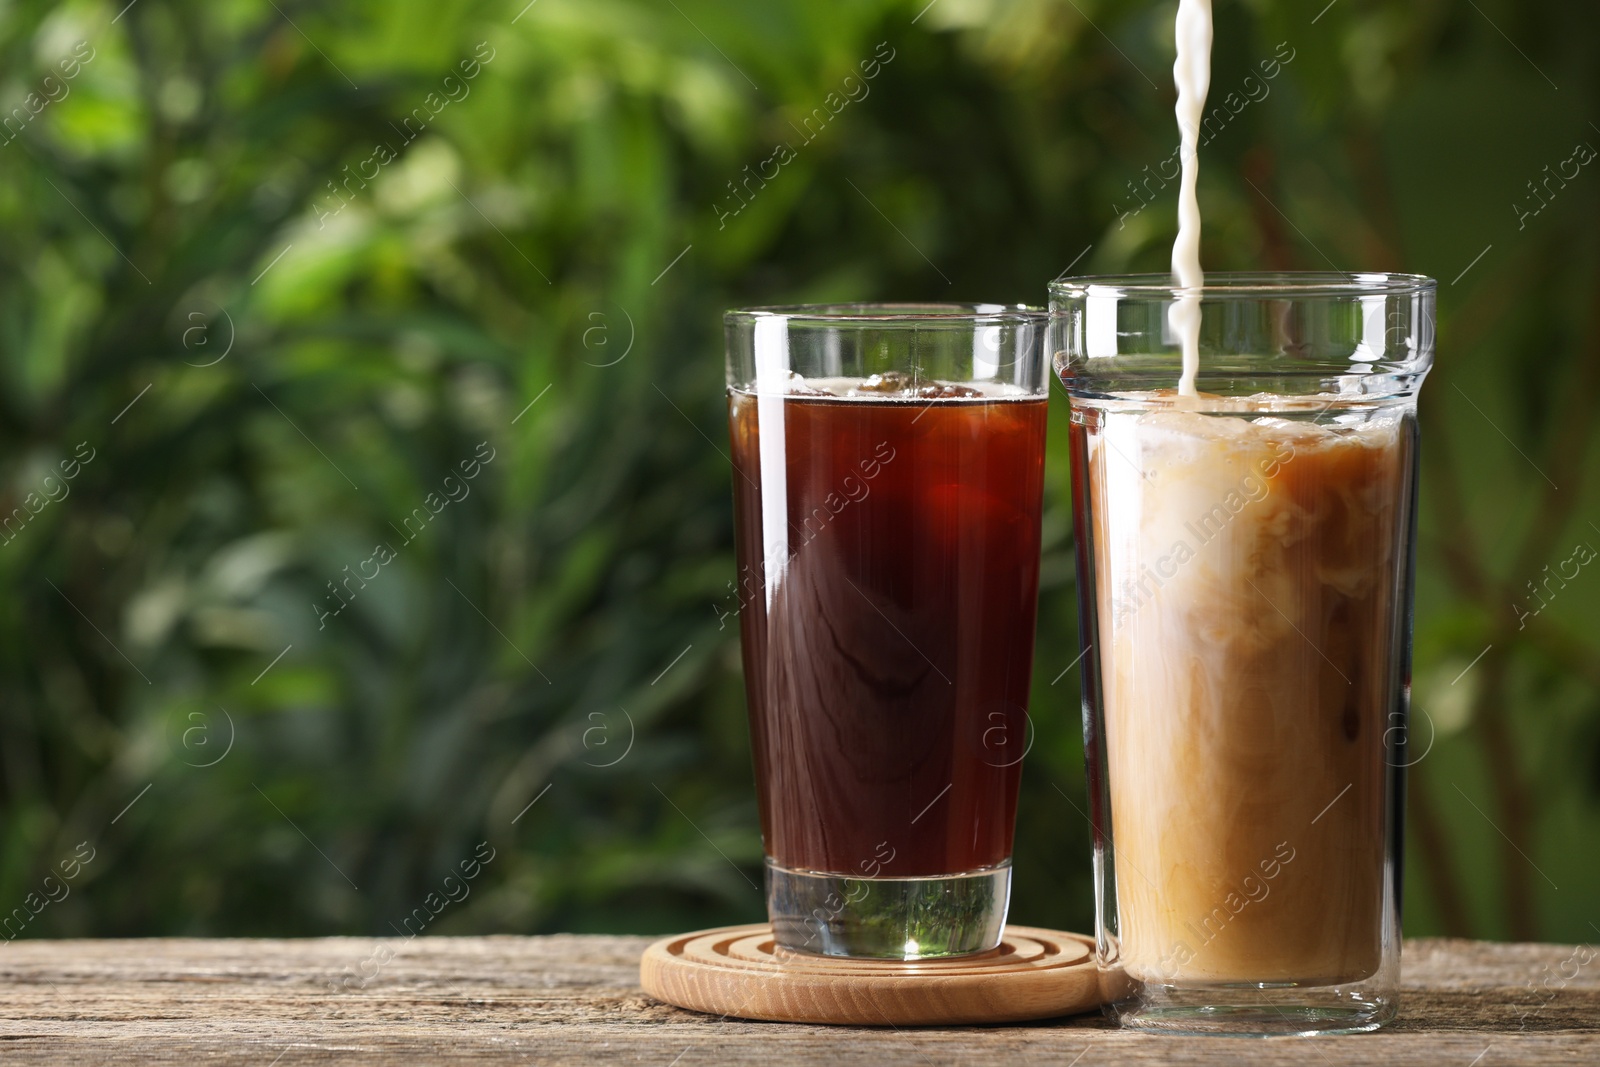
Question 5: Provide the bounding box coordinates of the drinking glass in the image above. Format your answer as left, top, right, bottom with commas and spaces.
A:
724, 304, 1049, 959
1049, 273, 1435, 1033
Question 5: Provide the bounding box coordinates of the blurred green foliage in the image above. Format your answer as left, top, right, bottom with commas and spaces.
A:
0, 0, 1596, 944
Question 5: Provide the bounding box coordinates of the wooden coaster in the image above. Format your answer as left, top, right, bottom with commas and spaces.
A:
640, 924, 1103, 1026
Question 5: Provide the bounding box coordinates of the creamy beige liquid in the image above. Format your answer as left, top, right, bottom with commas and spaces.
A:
1091, 404, 1407, 984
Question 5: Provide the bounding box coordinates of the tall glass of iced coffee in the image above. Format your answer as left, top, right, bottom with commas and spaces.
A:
726, 304, 1050, 959
1051, 273, 1435, 1034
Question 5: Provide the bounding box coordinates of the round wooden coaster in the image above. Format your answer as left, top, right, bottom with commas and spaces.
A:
640, 924, 1103, 1026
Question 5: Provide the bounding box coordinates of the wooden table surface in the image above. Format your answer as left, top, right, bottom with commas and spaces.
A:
0, 935, 1593, 1064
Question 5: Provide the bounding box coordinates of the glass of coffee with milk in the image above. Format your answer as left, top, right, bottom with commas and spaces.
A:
1051, 271, 1435, 1033
1048, 0, 1437, 1032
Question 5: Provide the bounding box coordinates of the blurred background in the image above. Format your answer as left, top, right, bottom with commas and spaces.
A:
0, 0, 1596, 946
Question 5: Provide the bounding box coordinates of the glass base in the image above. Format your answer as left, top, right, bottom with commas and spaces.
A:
766, 859, 1011, 960
1106, 978, 1398, 1036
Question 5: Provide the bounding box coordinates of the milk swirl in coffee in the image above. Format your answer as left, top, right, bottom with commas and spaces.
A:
1087, 402, 1407, 984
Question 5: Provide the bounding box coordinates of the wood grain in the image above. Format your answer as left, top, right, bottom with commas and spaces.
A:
640, 924, 1103, 1024
0, 936, 1592, 1064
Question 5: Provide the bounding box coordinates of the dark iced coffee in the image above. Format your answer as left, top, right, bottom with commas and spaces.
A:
730, 376, 1046, 881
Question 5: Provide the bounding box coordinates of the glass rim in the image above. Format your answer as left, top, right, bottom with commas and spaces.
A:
725, 302, 1047, 327
1049, 271, 1437, 301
